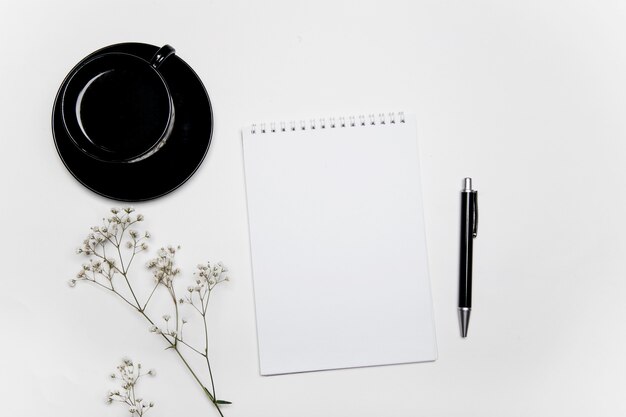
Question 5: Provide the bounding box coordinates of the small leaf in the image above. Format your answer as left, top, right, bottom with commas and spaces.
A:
216, 400, 232, 405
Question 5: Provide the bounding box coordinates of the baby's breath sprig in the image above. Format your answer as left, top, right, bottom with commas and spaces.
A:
70, 208, 230, 416
106, 359, 155, 416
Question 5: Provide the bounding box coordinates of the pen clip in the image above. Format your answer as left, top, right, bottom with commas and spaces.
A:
472, 191, 478, 238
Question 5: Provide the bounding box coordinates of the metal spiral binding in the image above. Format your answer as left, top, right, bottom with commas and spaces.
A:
250, 112, 404, 134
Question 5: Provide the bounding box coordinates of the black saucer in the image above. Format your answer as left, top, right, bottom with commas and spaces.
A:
52, 42, 213, 201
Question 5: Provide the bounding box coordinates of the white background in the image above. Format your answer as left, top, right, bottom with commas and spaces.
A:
1, 0, 625, 416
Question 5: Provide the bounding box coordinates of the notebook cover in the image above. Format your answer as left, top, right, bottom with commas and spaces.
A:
242, 113, 437, 375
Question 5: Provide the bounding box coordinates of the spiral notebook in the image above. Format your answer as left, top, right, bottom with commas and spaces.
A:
242, 112, 437, 375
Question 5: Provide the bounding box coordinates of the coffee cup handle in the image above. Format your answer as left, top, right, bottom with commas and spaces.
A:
150, 45, 176, 69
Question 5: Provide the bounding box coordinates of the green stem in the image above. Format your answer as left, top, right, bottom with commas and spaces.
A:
174, 337, 205, 356
202, 290, 217, 400
142, 283, 160, 311
136, 310, 224, 416
171, 345, 224, 417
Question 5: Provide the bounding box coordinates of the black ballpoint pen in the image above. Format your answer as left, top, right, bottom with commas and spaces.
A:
459, 177, 478, 338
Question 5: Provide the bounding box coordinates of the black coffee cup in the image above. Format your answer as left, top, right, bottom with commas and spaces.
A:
61, 45, 176, 162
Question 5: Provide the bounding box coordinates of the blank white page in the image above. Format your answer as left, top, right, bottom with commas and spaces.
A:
242, 114, 437, 375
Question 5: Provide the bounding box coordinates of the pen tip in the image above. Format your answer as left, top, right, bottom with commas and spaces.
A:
458, 308, 471, 338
